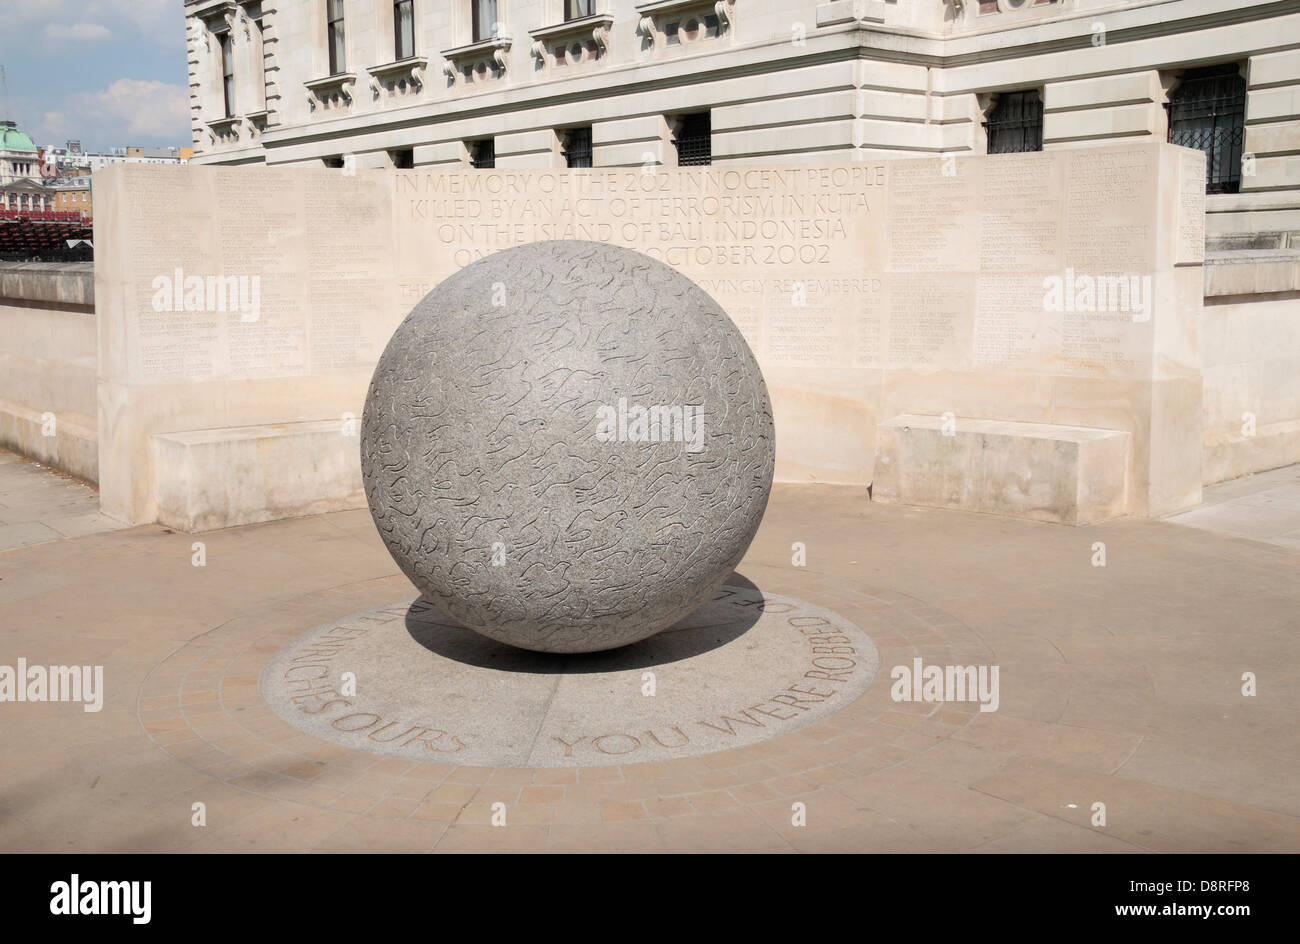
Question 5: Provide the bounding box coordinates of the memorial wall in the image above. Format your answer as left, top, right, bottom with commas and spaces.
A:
93, 143, 1206, 528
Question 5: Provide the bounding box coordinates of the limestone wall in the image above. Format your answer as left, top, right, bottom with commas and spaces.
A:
95, 143, 1210, 527
0, 263, 98, 483
1201, 250, 1300, 484
190, 1, 1300, 243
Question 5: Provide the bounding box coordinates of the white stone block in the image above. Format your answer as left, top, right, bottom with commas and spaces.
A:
152, 421, 365, 532
873, 414, 1131, 526
0, 399, 97, 484
1044, 72, 1162, 112
1249, 49, 1300, 88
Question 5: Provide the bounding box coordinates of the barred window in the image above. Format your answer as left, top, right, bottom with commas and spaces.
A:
674, 112, 711, 167
469, 138, 495, 168
1167, 64, 1246, 195
985, 90, 1043, 154
563, 127, 592, 168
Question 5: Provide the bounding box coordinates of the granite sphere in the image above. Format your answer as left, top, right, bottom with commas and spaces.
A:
360, 241, 774, 653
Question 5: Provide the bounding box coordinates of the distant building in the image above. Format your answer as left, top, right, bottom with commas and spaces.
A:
48, 179, 94, 221
0, 178, 53, 213
183, 0, 1300, 247
0, 120, 40, 186
49, 142, 191, 174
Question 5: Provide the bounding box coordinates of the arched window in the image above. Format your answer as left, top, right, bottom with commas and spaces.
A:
1167, 64, 1246, 194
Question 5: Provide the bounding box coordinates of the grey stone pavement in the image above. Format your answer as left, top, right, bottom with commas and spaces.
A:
1165, 463, 1300, 550
0, 450, 120, 551
0, 446, 1297, 852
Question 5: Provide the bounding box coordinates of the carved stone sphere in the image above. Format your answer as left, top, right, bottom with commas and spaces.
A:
361, 241, 774, 653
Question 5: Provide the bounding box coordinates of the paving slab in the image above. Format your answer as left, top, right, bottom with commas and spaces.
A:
0, 454, 1298, 852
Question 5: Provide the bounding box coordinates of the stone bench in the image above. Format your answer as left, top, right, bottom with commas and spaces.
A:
873, 414, 1131, 526
151, 421, 365, 532
0, 399, 97, 484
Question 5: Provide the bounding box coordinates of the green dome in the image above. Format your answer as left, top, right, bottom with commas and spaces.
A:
0, 121, 37, 153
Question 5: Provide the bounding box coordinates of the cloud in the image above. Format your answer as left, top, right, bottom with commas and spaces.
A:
44, 23, 113, 42
26, 80, 190, 149
77, 78, 190, 141
1, 1, 181, 48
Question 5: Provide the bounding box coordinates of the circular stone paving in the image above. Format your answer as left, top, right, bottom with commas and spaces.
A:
259, 585, 879, 767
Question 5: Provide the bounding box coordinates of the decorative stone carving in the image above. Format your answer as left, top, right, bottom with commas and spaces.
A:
206, 116, 242, 145
637, 14, 657, 46
635, 0, 734, 51
714, 0, 735, 30
441, 36, 513, 86
367, 58, 428, 101
360, 241, 775, 654
305, 73, 355, 111
528, 14, 615, 71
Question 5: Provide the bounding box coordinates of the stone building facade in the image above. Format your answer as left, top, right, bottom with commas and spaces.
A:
184, 0, 1299, 244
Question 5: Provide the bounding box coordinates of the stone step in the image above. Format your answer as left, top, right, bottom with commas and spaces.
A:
152, 420, 364, 532
873, 414, 1131, 526
0, 398, 97, 484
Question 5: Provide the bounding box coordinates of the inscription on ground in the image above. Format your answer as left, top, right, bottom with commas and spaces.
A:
259, 586, 879, 767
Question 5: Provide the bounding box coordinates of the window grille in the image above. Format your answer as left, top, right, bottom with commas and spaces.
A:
1167, 65, 1247, 194
674, 113, 711, 167
564, 127, 593, 168
985, 89, 1043, 154
470, 139, 495, 168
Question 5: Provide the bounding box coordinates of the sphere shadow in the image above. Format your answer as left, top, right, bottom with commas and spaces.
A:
403, 571, 764, 674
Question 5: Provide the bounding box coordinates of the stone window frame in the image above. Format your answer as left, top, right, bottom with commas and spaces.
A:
191, 1, 267, 141
307, 0, 357, 112
368, 0, 427, 102
240, 1, 268, 125
442, 1, 512, 85
195, 2, 243, 142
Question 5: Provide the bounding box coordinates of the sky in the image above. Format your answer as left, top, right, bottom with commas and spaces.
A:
0, 0, 190, 153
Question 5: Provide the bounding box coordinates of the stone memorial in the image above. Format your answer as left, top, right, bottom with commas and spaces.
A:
360, 241, 775, 653
91, 143, 1211, 531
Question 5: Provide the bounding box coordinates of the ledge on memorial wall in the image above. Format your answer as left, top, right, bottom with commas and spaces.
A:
1204, 249, 1300, 299
528, 14, 614, 75
441, 37, 512, 88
